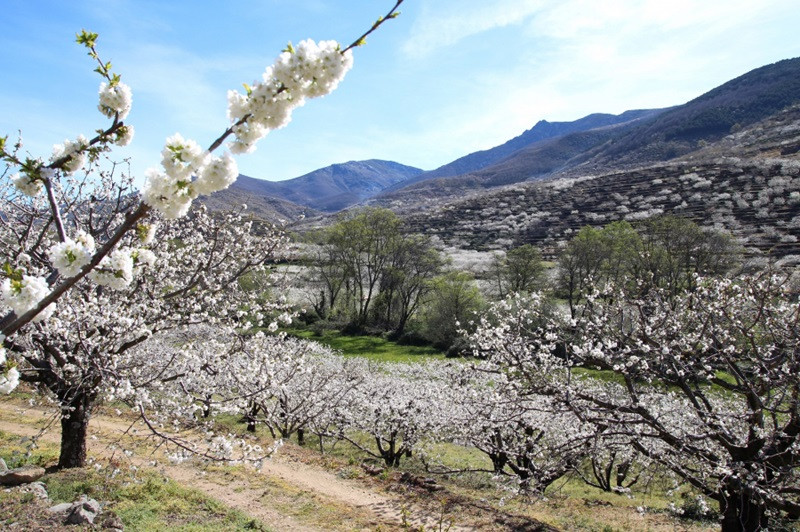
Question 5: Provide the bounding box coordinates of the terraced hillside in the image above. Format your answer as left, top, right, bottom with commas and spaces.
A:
404, 106, 800, 261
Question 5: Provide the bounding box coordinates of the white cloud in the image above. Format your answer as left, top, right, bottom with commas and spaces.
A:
402, 0, 544, 58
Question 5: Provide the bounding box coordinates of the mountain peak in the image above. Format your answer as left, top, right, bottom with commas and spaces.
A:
229, 160, 423, 213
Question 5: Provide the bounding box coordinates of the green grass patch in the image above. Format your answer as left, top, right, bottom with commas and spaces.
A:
0, 429, 59, 469
286, 329, 446, 363
44, 468, 269, 531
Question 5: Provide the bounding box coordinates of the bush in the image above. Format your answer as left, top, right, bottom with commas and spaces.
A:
392, 330, 431, 347
445, 337, 472, 358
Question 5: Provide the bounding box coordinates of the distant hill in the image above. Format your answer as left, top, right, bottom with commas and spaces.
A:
576, 56, 800, 169
201, 181, 318, 224
373, 118, 652, 207
229, 160, 423, 213
218, 55, 800, 255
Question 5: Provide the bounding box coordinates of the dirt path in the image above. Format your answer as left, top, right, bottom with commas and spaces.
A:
0, 400, 472, 531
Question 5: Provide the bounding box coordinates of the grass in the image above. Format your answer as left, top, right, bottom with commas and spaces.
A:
0, 429, 59, 469
291, 423, 704, 531
286, 328, 447, 363
46, 468, 270, 531
0, 428, 270, 531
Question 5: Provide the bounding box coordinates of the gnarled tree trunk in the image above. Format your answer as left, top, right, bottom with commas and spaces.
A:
719, 482, 767, 532
57, 389, 92, 469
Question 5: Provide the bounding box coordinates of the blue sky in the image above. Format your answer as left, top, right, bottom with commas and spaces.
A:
1, 0, 799, 184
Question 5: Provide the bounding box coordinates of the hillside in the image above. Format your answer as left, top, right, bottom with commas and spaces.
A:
373, 118, 648, 209
571, 56, 800, 170
201, 182, 318, 223
220, 56, 800, 255
402, 105, 800, 260
381, 109, 664, 193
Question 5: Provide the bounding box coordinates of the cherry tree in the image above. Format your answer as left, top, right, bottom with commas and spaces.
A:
1, 203, 287, 467
470, 277, 800, 531
339, 361, 454, 467
197, 333, 366, 446
574, 433, 654, 494
0, 1, 404, 468
449, 365, 592, 493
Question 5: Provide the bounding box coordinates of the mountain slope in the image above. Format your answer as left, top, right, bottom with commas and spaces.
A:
373, 57, 800, 211
201, 181, 318, 223
383, 109, 663, 194
374, 118, 648, 208
401, 105, 800, 259
581, 57, 800, 168
231, 160, 423, 213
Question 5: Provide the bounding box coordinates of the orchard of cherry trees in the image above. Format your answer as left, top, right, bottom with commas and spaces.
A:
1, 2, 799, 531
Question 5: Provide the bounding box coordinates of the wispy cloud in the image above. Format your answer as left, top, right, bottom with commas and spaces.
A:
386, 0, 800, 174
402, 0, 543, 58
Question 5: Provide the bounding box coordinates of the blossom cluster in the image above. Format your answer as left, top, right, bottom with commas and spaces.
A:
0, 366, 19, 395
49, 230, 96, 277
98, 81, 132, 120
11, 167, 58, 197
12, 172, 43, 196
228, 39, 353, 155
88, 248, 135, 289
51, 135, 89, 175
141, 39, 351, 219
142, 134, 238, 218
1, 274, 54, 322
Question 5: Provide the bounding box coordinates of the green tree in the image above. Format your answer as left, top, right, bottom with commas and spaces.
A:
557, 226, 609, 318
490, 244, 547, 297
556, 216, 740, 317
375, 235, 444, 335
630, 215, 740, 298
423, 271, 484, 353
309, 207, 442, 333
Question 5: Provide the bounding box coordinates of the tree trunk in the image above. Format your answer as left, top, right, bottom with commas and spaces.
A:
720, 487, 767, 532
244, 402, 259, 433
58, 391, 92, 469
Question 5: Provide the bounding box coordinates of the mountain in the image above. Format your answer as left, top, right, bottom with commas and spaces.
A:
229, 160, 423, 213
372, 117, 653, 209
218, 55, 800, 256
201, 182, 318, 224
381, 109, 664, 195
375, 57, 800, 209
579, 57, 800, 168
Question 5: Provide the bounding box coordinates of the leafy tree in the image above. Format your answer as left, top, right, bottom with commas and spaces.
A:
375, 235, 444, 335
556, 225, 613, 317
630, 215, 740, 297
489, 244, 547, 297
309, 207, 442, 333
557, 217, 740, 317
422, 271, 484, 352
